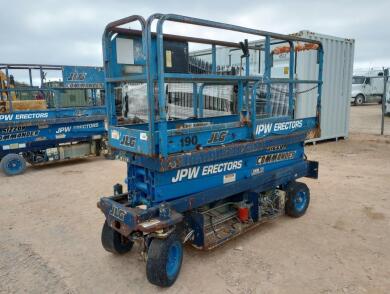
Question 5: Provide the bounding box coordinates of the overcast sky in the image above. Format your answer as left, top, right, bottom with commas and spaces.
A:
0, 0, 389, 71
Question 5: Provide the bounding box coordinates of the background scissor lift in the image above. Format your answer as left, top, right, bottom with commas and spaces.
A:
0, 64, 108, 175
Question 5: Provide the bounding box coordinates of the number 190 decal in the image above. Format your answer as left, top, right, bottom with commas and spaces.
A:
180, 135, 198, 147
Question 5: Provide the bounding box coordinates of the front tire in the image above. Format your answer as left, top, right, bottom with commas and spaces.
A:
285, 182, 310, 218
1, 153, 27, 176
354, 94, 364, 106
101, 221, 133, 254
146, 233, 183, 287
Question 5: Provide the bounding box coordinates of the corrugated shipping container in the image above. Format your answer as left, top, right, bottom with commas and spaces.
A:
293, 31, 355, 142
190, 31, 355, 142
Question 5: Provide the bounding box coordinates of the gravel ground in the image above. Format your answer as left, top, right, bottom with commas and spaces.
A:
349, 104, 390, 135
0, 105, 389, 294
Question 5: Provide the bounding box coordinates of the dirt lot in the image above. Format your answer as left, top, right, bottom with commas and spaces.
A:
1, 105, 389, 294
349, 104, 390, 135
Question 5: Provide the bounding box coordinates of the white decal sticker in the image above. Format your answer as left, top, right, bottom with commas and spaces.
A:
256, 120, 303, 136
171, 160, 243, 183
140, 132, 148, 141
251, 167, 264, 176
0, 112, 49, 122
56, 126, 72, 134
73, 122, 99, 130
223, 173, 236, 184
139, 219, 161, 228
111, 130, 120, 140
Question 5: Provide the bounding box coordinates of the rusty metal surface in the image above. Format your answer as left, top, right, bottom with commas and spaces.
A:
306, 126, 321, 140
99, 196, 183, 236
159, 131, 308, 171
122, 131, 308, 172
197, 213, 284, 251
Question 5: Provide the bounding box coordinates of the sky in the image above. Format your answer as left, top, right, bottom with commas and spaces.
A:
0, 0, 389, 72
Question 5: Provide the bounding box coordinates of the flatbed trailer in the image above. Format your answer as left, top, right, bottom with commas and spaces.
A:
98, 14, 323, 287
0, 64, 107, 175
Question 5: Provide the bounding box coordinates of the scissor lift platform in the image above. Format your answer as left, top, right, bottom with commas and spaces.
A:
98, 13, 323, 287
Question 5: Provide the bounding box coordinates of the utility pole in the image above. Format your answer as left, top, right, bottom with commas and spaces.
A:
381, 68, 388, 135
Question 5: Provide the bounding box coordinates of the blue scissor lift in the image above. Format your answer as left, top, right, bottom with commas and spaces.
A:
98, 14, 323, 287
0, 64, 107, 175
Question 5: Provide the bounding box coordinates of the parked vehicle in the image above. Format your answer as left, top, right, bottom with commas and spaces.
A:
98, 14, 323, 287
351, 70, 384, 105
0, 64, 107, 176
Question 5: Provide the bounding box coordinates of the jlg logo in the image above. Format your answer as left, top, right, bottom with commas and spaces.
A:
207, 131, 228, 144
109, 206, 126, 221
120, 135, 136, 148
67, 72, 86, 81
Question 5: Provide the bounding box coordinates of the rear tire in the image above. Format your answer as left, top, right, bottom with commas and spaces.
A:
285, 182, 310, 218
1, 153, 27, 176
146, 233, 183, 287
354, 94, 364, 106
101, 221, 133, 254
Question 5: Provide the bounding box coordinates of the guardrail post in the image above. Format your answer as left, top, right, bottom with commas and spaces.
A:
316, 47, 324, 126
288, 41, 295, 117
381, 68, 388, 135
264, 36, 271, 116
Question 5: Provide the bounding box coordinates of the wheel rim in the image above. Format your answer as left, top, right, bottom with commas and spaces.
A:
357, 97, 363, 104
294, 191, 308, 212
166, 241, 182, 279
7, 158, 22, 172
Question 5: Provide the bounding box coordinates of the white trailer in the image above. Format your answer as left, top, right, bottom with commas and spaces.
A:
190, 31, 355, 142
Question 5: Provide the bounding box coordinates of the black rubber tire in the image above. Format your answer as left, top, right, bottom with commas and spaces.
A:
101, 221, 133, 254
354, 94, 364, 106
146, 233, 183, 287
285, 182, 310, 218
104, 152, 116, 160
1, 153, 27, 176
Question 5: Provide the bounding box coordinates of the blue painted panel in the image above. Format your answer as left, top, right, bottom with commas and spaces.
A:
169, 160, 312, 213
0, 107, 106, 125
62, 66, 105, 88
127, 142, 303, 203
108, 117, 316, 156
0, 107, 106, 157
254, 117, 316, 138
108, 126, 150, 155
167, 117, 316, 154
0, 120, 105, 156
122, 131, 306, 172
